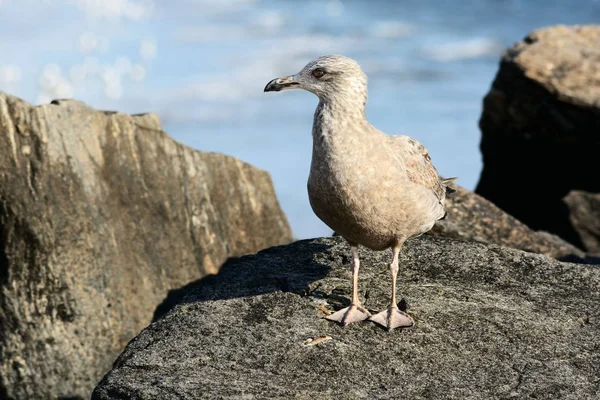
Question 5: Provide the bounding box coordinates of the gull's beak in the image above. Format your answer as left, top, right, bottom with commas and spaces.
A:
264, 75, 299, 92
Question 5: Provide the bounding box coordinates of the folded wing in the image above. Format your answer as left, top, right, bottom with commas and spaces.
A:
387, 135, 455, 208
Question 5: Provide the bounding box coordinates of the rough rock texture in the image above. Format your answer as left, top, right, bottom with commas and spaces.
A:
93, 236, 600, 400
564, 190, 600, 254
476, 25, 600, 250
429, 185, 585, 261
0, 92, 293, 399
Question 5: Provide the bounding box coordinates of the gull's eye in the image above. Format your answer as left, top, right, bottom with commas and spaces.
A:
312, 68, 325, 79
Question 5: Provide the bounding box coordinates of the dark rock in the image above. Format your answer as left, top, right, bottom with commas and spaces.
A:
0, 92, 293, 399
476, 25, 600, 249
564, 190, 600, 254
430, 186, 585, 261
93, 236, 600, 400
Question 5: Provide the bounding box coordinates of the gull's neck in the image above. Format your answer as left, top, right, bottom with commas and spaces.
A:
312, 92, 369, 146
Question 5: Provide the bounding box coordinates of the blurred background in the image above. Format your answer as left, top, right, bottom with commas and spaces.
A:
1, 0, 599, 239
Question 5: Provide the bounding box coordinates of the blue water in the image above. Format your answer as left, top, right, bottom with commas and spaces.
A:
1, 0, 599, 238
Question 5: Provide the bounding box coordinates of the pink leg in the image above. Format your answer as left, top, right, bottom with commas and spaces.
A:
326, 246, 371, 326
369, 246, 414, 330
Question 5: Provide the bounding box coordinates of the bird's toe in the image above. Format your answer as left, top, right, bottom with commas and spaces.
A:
369, 306, 414, 330
325, 304, 371, 326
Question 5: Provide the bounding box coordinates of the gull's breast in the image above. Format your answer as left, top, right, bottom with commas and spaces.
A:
307, 153, 407, 249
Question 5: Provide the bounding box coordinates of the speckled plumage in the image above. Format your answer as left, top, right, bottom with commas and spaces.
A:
304, 56, 449, 250
265, 55, 454, 329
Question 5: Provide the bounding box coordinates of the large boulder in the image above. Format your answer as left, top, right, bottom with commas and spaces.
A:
0, 92, 293, 399
476, 25, 600, 250
93, 236, 600, 400
430, 186, 585, 261
564, 190, 600, 255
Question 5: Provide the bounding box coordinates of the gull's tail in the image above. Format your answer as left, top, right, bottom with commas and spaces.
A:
442, 177, 458, 195
438, 177, 458, 220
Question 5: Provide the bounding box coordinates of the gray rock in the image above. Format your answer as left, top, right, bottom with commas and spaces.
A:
476, 25, 600, 249
93, 236, 600, 400
0, 92, 293, 399
564, 190, 600, 254
430, 185, 585, 261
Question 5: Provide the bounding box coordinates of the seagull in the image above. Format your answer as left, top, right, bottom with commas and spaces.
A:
264, 55, 455, 330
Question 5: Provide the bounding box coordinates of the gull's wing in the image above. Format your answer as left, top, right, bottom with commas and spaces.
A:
387, 135, 454, 204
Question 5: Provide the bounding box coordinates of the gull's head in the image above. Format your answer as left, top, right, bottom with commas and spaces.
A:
264, 55, 367, 101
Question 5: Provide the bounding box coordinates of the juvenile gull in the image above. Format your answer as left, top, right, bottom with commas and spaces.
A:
264, 55, 455, 330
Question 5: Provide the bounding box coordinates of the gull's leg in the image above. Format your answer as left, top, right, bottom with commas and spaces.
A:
326, 245, 371, 326
369, 245, 414, 330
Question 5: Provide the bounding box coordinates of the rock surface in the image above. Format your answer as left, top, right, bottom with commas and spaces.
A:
430, 185, 585, 261
93, 236, 600, 400
564, 190, 600, 255
476, 25, 600, 250
0, 92, 293, 399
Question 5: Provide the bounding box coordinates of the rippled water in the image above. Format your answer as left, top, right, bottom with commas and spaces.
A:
1, 0, 599, 238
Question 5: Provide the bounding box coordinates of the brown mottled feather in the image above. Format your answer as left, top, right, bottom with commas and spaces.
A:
275, 55, 459, 250
387, 135, 448, 203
